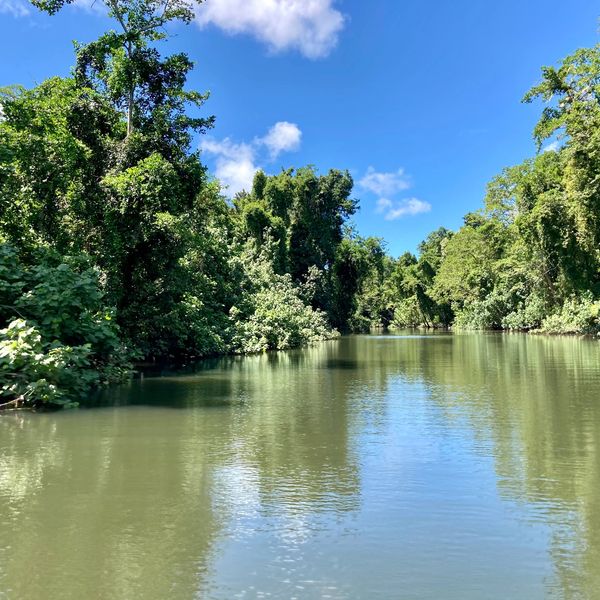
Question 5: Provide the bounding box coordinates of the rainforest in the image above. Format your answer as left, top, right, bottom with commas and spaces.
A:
1, 1, 600, 409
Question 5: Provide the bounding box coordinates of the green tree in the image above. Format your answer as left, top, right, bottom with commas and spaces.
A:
19, 0, 218, 357
32, 0, 210, 138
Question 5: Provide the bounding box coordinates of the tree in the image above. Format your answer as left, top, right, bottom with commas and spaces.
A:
32, 0, 211, 138
330, 235, 387, 331
20, 0, 219, 357
231, 167, 359, 327
523, 45, 600, 291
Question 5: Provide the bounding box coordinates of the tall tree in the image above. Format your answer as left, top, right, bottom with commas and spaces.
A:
31, 0, 211, 138
20, 0, 216, 355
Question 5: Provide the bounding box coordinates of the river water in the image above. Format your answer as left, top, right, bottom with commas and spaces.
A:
1, 333, 599, 599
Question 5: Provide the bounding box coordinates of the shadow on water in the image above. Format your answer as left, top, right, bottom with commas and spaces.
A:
90, 375, 239, 409
90, 340, 347, 409
324, 358, 360, 370
0, 337, 362, 599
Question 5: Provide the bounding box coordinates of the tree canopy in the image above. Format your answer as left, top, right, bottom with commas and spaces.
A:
2, 6, 600, 409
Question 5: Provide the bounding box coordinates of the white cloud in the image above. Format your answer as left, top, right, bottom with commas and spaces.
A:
201, 137, 257, 197
201, 121, 302, 197
378, 197, 431, 221
259, 121, 301, 158
359, 166, 411, 197
362, 165, 431, 220
376, 198, 392, 212
5, 0, 345, 58
0, 0, 29, 16
542, 140, 560, 153
194, 0, 345, 58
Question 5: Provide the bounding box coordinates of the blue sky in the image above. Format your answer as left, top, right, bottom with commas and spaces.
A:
1, 0, 598, 255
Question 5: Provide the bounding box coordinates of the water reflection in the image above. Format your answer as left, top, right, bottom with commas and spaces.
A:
0, 333, 599, 598
0, 341, 362, 599
413, 333, 600, 599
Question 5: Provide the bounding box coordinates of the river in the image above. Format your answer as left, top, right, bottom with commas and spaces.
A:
1, 333, 599, 599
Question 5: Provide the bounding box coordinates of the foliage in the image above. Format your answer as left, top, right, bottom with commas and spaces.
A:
228, 251, 336, 353
383, 229, 454, 330
1, 0, 361, 410
330, 234, 390, 331
391, 297, 423, 328
1, 320, 97, 408
501, 293, 547, 331
538, 293, 600, 335
32, 0, 210, 138
381, 44, 600, 336
0, 244, 129, 409
4, 8, 600, 409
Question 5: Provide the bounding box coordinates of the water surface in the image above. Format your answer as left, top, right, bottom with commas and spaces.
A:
1, 333, 600, 599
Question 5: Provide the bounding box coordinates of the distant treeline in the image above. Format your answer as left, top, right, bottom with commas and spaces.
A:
1, 0, 599, 408
379, 46, 600, 336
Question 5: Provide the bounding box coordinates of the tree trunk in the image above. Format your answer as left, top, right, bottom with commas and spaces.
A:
127, 85, 134, 136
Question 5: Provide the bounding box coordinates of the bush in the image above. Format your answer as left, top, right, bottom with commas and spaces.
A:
0, 320, 98, 408
537, 293, 600, 335
391, 297, 423, 328
158, 293, 229, 358
452, 291, 505, 330
228, 254, 336, 353
502, 293, 547, 331
0, 244, 130, 409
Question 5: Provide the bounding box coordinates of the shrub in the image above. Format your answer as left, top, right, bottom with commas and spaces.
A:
452, 291, 505, 330
391, 297, 423, 328
228, 254, 336, 353
0, 243, 130, 409
0, 320, 98, 408
502, 293, 547, 331
538, 293, 600, 335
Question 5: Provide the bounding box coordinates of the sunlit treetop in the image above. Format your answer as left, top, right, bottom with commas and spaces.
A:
30, 0, 212, 138
31, 0, 198, 37
523, 45, 600, 147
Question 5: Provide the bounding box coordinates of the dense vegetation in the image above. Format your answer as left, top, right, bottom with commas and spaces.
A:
1, 0, 600, 408
0, 0, 383, 408
379, 46, 600, 335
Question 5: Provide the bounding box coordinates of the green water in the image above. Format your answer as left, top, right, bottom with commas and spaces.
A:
1, 333, 600, 599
